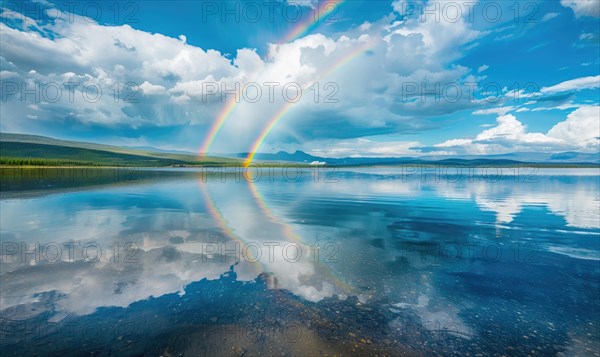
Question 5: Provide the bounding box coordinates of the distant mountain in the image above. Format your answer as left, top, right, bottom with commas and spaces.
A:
233, 150, 326, 163
234, 150, 600, 166
547, 152, 600, 162
2, 133, 598, 167
418, 152, 600, 163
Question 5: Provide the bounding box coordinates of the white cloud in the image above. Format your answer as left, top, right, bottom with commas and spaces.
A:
476, 114, 559, 144
473, 106, 514, 115
433, 106, 600, 154
385, 1, 482, 70
0, 70, 19, 79
0, 0, 519, 154
542, 12, 560, 21
359, 21, 372, 31
540, 75, 600, 93
560, 0, 600, 17
286, 0, 317, 8
139, 81, 166, 95
435, 138, 472, 148
0, 16, 244, 130
531, 103, 580, 111
547, 106, 600, 151
477, 64, 489, 73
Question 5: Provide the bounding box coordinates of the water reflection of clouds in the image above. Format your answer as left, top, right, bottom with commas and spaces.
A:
1, 249, 235, 316
1, 170, 598, 337
0, 178, 347, 318
431, 179, 600, 229
303, 171, 600, 230
203, 179, 345, 302
259, 171, 600, 340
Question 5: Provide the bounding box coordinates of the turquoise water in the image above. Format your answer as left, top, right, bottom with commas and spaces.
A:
1, 168, 599, 356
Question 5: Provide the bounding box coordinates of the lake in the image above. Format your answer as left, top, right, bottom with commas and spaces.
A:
1, 167, 599, 356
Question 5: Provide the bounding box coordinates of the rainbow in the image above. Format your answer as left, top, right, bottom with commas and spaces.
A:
247, 179, 302, 242
199, 0, 346, 158
243, 38, 376, 166
246, 180, 354, 293
199, 175, 354, 294
284, 0, 345, 43
199, 96, 240, 157
197, 179, 265, 275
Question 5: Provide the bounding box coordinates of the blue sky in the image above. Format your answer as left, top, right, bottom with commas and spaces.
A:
1, 0, 599, 157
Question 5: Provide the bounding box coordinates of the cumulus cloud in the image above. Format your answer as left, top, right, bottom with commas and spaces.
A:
560, 0, 600, 17
430, 106, 600, 154
139, 81, 166, 95
0, 0, 491, 153
0, 12, 245, 134
547, 106, 600, 151
3, 0, 593, 156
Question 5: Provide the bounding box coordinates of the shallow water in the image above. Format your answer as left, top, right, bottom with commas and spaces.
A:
1, 167, 599, 356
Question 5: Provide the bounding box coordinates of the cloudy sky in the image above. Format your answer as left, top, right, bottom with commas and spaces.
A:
1, 0, 599, 157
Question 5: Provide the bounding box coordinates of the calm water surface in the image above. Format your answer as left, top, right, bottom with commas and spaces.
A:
1, 167, 599, 356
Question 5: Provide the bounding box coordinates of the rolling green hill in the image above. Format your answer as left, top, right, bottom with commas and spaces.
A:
0, 133, 240, 166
